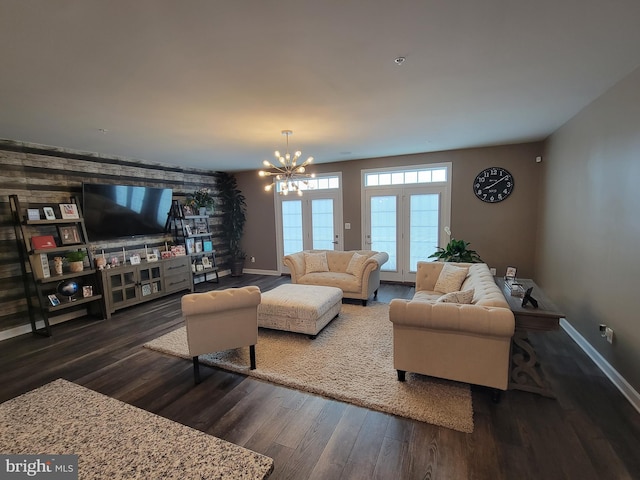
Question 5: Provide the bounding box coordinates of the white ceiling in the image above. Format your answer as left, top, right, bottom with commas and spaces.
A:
2, 1, 640, 172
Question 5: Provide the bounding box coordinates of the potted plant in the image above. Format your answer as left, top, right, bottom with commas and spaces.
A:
428, 227, 483, 263
66, 250, 87, 272
214, 171, 247, 276
186, 187, 215, 216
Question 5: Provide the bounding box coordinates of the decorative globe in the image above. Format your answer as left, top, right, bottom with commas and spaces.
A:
57, 280, 79, 301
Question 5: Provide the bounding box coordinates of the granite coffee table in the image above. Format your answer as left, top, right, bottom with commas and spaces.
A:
258, 284, 342, 338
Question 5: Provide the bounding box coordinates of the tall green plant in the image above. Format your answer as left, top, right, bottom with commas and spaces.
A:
214, 171, 247, 260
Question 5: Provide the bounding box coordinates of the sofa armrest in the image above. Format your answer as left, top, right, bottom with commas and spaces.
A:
283, 252, 306, 283
389, 298, 514, 338
366, 251, 389, 270
356, 251, 389, 294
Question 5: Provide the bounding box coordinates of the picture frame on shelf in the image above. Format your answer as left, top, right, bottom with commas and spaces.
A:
57, 225, 81, 245
31, 235, 57, 250
146, 253, 158, 262
203, 240, 213, 252
27, 208, 41, 221
82, 285, 93, 298
129, 254, 141, 265
195, 240, 202, 253
59, 203, 79, 219
505, 266, 517, 280
202, 256, 211, 268
161, 251, 173, 259
141, 284, 152, 297
194, 218, 207, 233
182, 205, 194, 217
185, 238, 195, 254
43, 206, 56, 220
184, 224, 192, 236
48, 294, 60, 307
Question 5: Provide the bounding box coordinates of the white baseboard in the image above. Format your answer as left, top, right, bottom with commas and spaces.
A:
242, 268, 280, 276
560, 318, 640, 414
0, 310, 86, 341
193, 267, 281, 279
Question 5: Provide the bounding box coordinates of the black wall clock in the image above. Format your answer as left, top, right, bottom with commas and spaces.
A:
473, 167, 514, 203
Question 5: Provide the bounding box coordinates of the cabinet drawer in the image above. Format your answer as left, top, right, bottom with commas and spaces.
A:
165, 271, 191, 293
162, 256, 191, 293
162, 256, 190, 275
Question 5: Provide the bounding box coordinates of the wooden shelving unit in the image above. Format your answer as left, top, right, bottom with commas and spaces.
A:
9, 195, 106, 336
172, 200, 219, 287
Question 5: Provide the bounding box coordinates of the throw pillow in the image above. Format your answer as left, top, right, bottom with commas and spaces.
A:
433, 263, 468, 293
346, 252, 368, 276
304, 252, 329, 274
436, 289, 475, 304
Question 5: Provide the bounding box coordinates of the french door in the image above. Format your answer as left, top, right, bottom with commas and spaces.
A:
276, 189, 343, 271
364, 185, 450, 282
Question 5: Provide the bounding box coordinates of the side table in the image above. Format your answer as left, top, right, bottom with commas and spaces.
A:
495, 277, 564, 398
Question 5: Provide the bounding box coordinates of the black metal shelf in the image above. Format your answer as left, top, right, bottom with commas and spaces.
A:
9, 195, 107, 336
171, 200, 219, 285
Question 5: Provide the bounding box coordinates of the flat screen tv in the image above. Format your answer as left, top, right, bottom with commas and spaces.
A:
83, 183, 173, 241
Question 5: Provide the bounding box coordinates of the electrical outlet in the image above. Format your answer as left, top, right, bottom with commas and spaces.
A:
605, 327, 614, 344
250, 256, 255, 263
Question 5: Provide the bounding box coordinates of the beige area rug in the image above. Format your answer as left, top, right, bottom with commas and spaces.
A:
0, 379, 273, 479
144, 302, 474, 433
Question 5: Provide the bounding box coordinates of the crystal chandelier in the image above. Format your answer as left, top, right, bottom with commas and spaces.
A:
259, 130, 315, 196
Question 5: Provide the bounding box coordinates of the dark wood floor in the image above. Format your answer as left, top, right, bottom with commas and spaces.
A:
1, 275, 639, 480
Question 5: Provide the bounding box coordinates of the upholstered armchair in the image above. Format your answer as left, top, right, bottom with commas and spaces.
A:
181, 286, 261, 384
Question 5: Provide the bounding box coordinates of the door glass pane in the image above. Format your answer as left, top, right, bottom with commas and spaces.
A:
311, 199, 334, 250
282, 200, 303, 255
370, 196, 397, 271
409, 194, 439, 272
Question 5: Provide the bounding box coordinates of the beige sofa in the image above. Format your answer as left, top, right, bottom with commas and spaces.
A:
389, 262, 515, 393
283, 250, 389, 305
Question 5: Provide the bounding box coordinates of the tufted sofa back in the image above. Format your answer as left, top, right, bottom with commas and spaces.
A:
415, 261, 509, 308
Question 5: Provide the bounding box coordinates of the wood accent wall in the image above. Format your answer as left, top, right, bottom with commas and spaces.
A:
0, 140, 224, 336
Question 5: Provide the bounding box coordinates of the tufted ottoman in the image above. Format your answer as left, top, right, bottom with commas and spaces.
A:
258, 284, 343, 338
